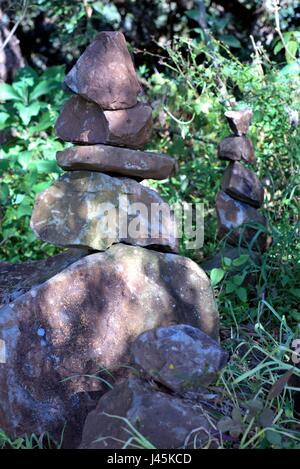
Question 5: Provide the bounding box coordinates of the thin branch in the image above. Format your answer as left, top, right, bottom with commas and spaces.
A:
0, 0, 28, 53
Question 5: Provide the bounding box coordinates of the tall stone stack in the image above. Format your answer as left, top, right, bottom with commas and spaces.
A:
30, 31, 178, 253
0, 32, 222, 445
216, 109, 271, 252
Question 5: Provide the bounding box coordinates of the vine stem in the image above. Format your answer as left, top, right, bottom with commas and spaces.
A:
273, 0, 296, 62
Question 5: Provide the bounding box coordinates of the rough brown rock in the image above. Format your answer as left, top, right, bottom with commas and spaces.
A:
0, 249, 90, 308
131, 325, 228, 395
221, 161, 264, 207
79, 377, 218, 449
64, 31, 141, 109
224, 109, 252, 136
55, 96, 152, 149
30, 171, 178, 252
218, 136, 255, 163
0, 244, 219, 441
56, 144, 176, 180
216, 191, 270, 251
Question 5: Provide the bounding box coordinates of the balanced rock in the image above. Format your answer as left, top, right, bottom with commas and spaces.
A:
221, 161, 264, 207
216, 191, 270, 251
30, 171, 178, 252
224, 109, 252, 136
0, 249, 90, 308
57, 144, 176, 180
218, 136, 255, 163
64, 31, 141, 109
0, 244, 219, 440
55, 96, 152, 149
131, 324, 228, 395
79, 377, 218, 449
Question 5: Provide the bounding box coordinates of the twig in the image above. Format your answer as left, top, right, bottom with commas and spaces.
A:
273, 0, 296, 62
0, 0, 28, 53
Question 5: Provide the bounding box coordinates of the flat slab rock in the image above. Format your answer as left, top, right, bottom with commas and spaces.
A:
218, 135, 255, 163
131, 325, 228, 396
64, 31, 141, 110
0, 249, 89, 308
79, 377, 218, 449
0, 243, 219, 441
216, 190, 270, 251
56, 144, 176, 180
55, 96, 152, 149
224, 109, 252, 136
30, 171, 178, 252
221, 161, 264, 207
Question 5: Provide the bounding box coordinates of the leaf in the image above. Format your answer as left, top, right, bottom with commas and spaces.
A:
219, 35, 241, 48
16, 203, 32, 218
30, 160, 59, 174
15, 102, 41, 125
232, 254, 249, 267
217, 416, 233, 433
290, 288, 300, 299
279, 60, 300, 77
32, 181, 51, 194
285, 40, 298, 64
0, 183, 9, 203
266, 430, 282, 447
0, 112, 10, 126
0, 83, 22, 101
223, 256, 232, 267
236, 287, 247, 303
185, 9, 200, 21
259, 408, 275, 427
28, 111, 53, 134
30, 80, 56, 101
225, 281, 236, 294
210, 268, 225, 286
17, 151, 33, 170
233, 274, 245, 286
273, 41, 284, 55
267, 369, 294, 400
0, 159, 9, 171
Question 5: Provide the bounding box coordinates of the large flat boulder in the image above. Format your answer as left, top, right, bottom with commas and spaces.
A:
55, 96, 152, 149
30, 171, 178, 252
64, 31, 141, 110
79, 377, 218, 449
0, 249, 89, 308
56, 144, 176, 180
0, 244, 218, 442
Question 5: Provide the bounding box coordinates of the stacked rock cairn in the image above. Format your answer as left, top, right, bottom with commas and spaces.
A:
216, 109, 271, 252
30, 31, 178, 253
0, 32, 230, 447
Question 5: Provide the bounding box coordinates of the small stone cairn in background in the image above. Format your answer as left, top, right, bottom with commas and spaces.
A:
216, 109, 271, 252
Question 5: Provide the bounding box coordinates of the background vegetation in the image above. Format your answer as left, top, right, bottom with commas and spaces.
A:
0, 0, 299, 449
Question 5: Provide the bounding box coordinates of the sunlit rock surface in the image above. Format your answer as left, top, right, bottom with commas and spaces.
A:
55, 96, 152, 149
64, 31, 141, 109
0, 244, 219, 442
56, 144, 176, 180
30, 171, 178, 252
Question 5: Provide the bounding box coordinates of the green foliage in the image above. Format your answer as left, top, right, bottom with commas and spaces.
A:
0, 6, 299, 448
0, 65, 67, 261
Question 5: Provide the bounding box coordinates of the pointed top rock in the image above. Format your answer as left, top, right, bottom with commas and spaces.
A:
224, 108, 253, 136
64, 31, 141, 110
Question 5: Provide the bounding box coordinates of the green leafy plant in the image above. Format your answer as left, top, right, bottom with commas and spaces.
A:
0, 65, 68, 261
